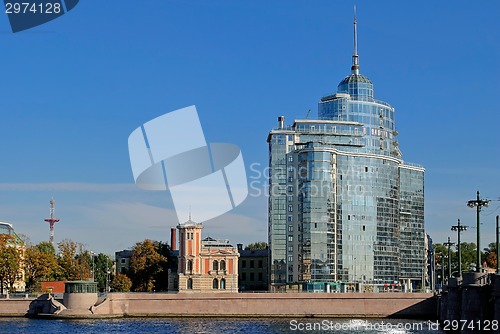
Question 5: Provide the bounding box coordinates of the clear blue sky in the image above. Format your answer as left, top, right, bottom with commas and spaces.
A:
0, 1, 499, 256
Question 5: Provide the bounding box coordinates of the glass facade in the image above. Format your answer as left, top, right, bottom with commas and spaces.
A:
267, 35, 425, 291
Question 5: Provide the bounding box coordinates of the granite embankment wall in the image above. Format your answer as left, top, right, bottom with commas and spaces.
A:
92, 292, 437, 318
0, 299, 31, 316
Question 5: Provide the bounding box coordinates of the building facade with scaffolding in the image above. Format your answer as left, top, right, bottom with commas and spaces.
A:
267, 13, 425, 292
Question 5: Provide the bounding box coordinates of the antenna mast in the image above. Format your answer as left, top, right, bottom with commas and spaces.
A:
44, 198, 60, 245
351, 4, 360, 74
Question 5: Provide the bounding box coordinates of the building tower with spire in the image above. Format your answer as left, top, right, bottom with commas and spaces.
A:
267, 9, 425, 292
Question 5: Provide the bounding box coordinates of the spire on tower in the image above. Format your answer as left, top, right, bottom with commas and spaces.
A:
351, 4, 360, 74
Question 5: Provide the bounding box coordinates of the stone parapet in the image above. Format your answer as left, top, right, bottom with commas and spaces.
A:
92, 292, 437, 318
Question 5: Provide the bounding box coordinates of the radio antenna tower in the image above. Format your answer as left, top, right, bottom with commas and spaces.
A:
44, 198, 60, 245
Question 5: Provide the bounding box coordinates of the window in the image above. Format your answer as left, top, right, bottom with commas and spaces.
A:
289, 275, 293, 282
242, 272, 246, 281
258, 273, 263, 281
250, 260, 254, 269
187, 278, 193, 289
288, 205, 293, 212
220, 260, 226, 271
120, 258, 126, 264
213, 278, 218, 289
288, 236, 293, 242
288, 186, 293, 192
287, 216, 293, 222
258, 260, 263, 268
288, 156, 293, 162
242, 260, 246, 268
187, 260, 193, 272
288, 225, 293, 232
213, 260, 219, 271
250, 273, 255, 281
220, 278, 226, 290
288, 256, 293, 262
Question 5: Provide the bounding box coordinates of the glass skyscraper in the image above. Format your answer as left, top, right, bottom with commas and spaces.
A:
267, 15, 425, 292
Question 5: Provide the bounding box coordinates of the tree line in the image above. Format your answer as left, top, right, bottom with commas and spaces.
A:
433, 241, 498, 277
0, 236, 176, 294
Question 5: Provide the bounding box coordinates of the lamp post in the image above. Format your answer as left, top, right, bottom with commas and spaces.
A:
90, 251, 95, 282
451, 219, 468, 277
496, 215, 499, 274
106, 265, 110, 293
467, 191, 489, 272
437, 253, 445, 287
443, 237, 455, 281
440, 254, 445, 286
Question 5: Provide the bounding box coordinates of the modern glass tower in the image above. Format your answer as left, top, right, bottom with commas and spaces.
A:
267, 13, 425, 292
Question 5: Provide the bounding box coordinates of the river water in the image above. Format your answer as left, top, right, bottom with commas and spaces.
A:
0, 318, 444, 333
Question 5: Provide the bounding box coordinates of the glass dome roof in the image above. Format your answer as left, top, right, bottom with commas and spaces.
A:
338, 73, 372, 86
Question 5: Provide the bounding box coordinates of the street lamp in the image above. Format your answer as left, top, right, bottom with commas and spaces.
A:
443, 237, 455, 281
496, 215, 499, 274
90, 251, 95, 282
467, 191, 489, 272
451, 219, 468, 277
106, 265, 110, 293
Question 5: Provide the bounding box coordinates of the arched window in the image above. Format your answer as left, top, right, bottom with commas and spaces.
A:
187, 278, 193, 290
213, 260, 219, 271
213, 278, 218, 289
220, 260, 226, 271
220, 278, 226, 290
187, 260, 193, 273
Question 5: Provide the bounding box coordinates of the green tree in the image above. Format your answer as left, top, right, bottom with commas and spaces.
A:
24, 241, 58, 292
459, 242, 478, 272
153, 241, 176, 291
129, 239, 167, 292
0, 235, 23, 293
244, 242, 268, 250
110, 273, 132, 292
93, 253, 113, 292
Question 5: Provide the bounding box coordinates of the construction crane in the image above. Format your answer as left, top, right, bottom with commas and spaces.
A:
44, 198, 60, 245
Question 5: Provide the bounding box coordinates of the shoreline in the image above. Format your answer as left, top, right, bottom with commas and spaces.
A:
1, 292, 438, 319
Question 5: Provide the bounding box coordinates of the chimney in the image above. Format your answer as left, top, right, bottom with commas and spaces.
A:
170, 227, 177, 251
237, 243, 243, 252
278, 116, 284, 129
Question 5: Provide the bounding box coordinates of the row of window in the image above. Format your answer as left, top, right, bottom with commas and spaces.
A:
186, 259, 227, 272
240, 272, 263, 281
241, 259, 263, 269
186, 278, 227, 290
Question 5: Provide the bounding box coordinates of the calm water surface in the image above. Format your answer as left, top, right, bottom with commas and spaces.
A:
0, 318, 444, 334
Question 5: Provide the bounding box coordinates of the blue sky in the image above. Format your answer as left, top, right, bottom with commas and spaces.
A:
0, 1, 499, 256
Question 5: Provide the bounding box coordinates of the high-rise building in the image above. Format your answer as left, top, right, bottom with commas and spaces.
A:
267, 13, 425, 292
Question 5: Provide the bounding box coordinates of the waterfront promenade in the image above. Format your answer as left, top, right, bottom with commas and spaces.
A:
93, 292, 436, 318
0, 292, 437, 319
